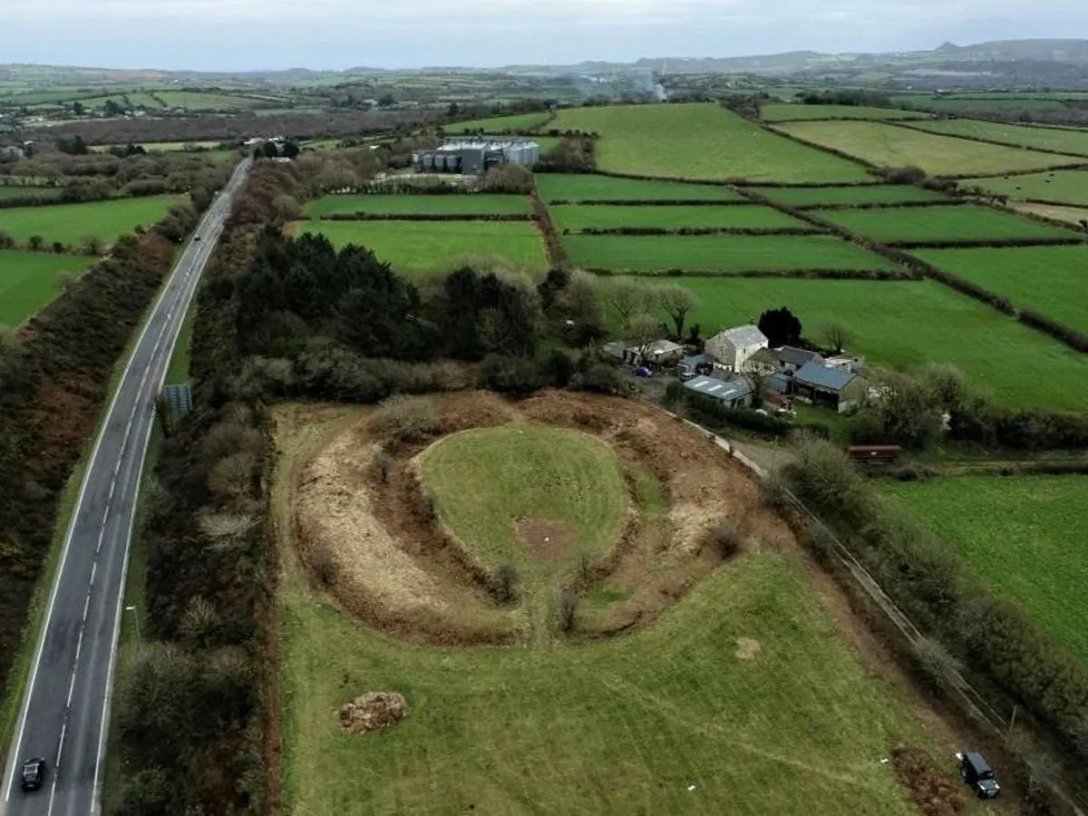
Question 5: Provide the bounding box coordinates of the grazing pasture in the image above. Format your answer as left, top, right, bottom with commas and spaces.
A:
817, 203, 1081, 244
885, 476, 1088, 661
905, 119, 1088, 157
550, 204, 810, 232
548, 103, 872, 183
891, 96, 1070, 114
773, 120, 1084, 176
535, 173, 742, 202
603, 275, 1088, 410
913, 245, 1088, 333
760, 104, 928, 122
305, 193, 531, 218
962, 170, 1088, 206
298, 220, 549, 278
1010, 202, 1088, 227
748, 184, 947, 207
0, 194, 182, 247
445, 112, 551, 133
565, 234, 897, 273
0, 250, 98, 325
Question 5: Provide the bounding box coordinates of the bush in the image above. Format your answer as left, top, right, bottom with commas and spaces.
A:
703, 520, 744, 559
491, 564, 520, 604
371, 395, 443, 443
573, 362, 624, 395
481, 354, 546, 396
557, 590, 578, 633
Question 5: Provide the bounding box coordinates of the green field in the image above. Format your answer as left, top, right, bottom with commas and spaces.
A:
963, 170, 1088, 206
0, 250, 98, 325
551, 204, 810, 232
298, 220, 548, 278
153, 90, 262, 110
0, 195, 182, 247
422, 425, 628, 571
885, 476, 1088, 661
817, 203, 1081, 244
549, 103, 872, 183
306, 194, 531, 218
280, 533, 941, 815
446, 112, 551, 133
1012, 202, 1088, 226
774, 120, 1084, 176
892, 96, 1069, 114
0, 187, 58, 201
760, 104, 928, 122
604, 276, 1088, 410
905, 119, 1088, 157
749, 184, 948, 207
536, 173, 742, 202
565, 234, 898, 273
913, 245, 1088, 333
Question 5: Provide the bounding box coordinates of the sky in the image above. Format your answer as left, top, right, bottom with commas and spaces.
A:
1, 0, 1085, 71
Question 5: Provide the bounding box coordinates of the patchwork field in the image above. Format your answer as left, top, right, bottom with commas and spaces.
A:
273, 396, 971, 816
603, 276, 1088, 410
905, 119, 1088, 157
0, 249, 98, 325
913, 245, 1088, 333
446, 112, 551, 133
963, 170, 1088, 206
760, 104, 928, 122
773, 120, 1084, 176
549, 103, 872, 183
891, 96, 1070, 114
305, 193, 532, 218
816, 203, 1081, 245
1010, 202, 1088, 227
297, 220, 549, 278
0, 194, 182, 246
536, 173, 742, 202
885, 476, 1088, 661
749, 184, 947, 208
565, 234, 898, 273
550, 204, 810, 232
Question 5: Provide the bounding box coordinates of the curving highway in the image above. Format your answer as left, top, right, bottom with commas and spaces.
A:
1, 158, 251, 816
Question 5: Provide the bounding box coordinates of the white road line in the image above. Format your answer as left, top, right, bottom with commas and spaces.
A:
54, 723, 66, 771
82, 593, 91, 621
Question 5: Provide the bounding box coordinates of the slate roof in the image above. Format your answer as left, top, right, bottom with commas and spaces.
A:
794, 360, 857, 392
679, 353, 714, 369
683, 375, 752, 403
776, 346, 822, 368
711, 324, 768, 348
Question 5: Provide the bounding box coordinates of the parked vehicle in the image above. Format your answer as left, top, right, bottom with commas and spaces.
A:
20, 757, 46, 792
633, 366, 653, 378
960, 751, 1000, 799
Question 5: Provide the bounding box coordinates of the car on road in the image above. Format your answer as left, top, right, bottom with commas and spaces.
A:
960, 751, 1000, 798
193, 234, 202, 241
20, 757, 46, 792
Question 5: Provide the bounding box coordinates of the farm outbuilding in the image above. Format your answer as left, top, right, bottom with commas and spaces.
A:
793, 361, 867, 414
682, 375, 753, 409
705, 325, 769, 372
413, 139, 540, 175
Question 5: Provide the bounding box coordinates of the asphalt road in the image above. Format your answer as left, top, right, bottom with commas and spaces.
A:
1, 158, 251, 816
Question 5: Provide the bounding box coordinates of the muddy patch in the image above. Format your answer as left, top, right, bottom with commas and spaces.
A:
891, 745, 968, 816
734, 637, 762, 662
339, 691, 409, 735
516, 518, 575, 561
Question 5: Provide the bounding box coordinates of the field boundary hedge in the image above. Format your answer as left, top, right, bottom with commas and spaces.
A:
546, 198, 753, 206
565, 226, 824, 237
529, 176, 569, 270
799, 199, 964, 212
885, 120, 1088, 160
315, 212, 532, 222
890, 236, 1086, 250
1018, 310, 1088, 353
586, 267, 911, 280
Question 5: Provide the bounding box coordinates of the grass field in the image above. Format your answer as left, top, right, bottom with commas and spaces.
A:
297, 220, 549, 278
913, 245, 1088, 333
773, 120, 1084, 176
748, 184, 948, 207
905, 119, 1088, 157
535, 174, 742, 202
963, 170, 1088, 206
422, 425, 628, 572
305, 193, 531, 218
1010, 202, 1088, 226
0, 195, 181, 246
154, 90, 261, 110
885, 476, 1088, 661
0, 250, 98, 325
550, 204, 810, 232
604, 276, 1088, 410
0, 186, 58, 200
549, 103, 872, 183
445, 112, 551, 133
565, 234, 898, 273
817, 203, 1081, 244
891, 96, 1069, 114
760, 104, 928, 122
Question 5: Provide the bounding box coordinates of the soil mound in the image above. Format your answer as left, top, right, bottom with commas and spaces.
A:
339, 691, 409, 735
734, 637, 762, 661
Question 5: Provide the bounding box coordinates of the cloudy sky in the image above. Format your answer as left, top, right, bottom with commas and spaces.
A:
2, 0, 1084, 70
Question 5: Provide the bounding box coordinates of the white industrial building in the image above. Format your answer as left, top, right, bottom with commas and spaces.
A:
413, 138, 540, 175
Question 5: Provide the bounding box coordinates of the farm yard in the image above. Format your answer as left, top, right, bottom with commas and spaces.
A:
815, 203, 1083, 245
0, 249, 98, 324
296, 219, 549, 278
884, 476, 1088, 662
772, 120, 1085, 176
272, 395, 981, 816
0, 194, 183, 247
550, 203, 810, 232
548, 103, 873, 183
963, 170, 1088, 206
913, 245, 1088, 333
305, 193, 532, 218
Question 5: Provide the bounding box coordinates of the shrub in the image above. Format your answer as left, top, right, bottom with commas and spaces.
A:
573, 362, 624, 395
703, 520, 744, 559
491, 563, 520, 604
557, 590, 578, 633
481, 354, 546, 396
371, 395, 442, 443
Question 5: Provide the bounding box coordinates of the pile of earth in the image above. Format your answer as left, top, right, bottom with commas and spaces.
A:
338, 691, 409, 735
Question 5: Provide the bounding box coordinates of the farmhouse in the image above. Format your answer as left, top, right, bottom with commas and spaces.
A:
793, 361, 867, 414
705, 325, 769, 372
413, 138, 540, 175
683, 375, 753, 409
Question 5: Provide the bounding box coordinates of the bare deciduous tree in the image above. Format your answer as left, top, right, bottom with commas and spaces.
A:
823, 323, 850, 353
602, 278, 650, 331
656, 284, 697, 339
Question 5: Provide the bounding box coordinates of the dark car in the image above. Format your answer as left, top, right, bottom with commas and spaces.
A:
960, 751, 1000, 799
20, 757, 46, 792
